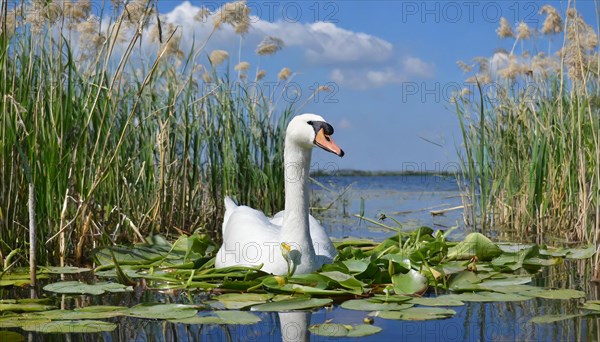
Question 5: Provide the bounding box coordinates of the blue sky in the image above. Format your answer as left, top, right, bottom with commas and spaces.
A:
154, 1, 598, 171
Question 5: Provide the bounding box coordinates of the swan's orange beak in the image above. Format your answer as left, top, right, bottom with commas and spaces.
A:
315, 129, 345, 157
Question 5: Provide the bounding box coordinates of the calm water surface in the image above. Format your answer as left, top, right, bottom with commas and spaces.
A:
310, 175, 464, 240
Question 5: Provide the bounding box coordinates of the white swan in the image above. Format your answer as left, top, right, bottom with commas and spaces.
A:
215, 114, 344, 275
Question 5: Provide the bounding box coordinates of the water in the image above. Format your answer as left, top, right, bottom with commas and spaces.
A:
310, 175, 464, 241
5, 175, 599, 341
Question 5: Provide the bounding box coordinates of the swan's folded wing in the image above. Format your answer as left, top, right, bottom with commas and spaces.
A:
221, 196, 239, 235
216, 206, 287, 274
308, 214, 338, 260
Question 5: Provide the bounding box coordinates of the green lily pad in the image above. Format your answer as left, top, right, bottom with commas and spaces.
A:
496, 243, 535, 253
0, 331, 24, 342
261, 276, 348, 296
39, 266, 92, 274
170, 311, 261, 325
43, 281, 133, 295
309, 323, 348, 337
21, 320, 117, 333
523, 257, 561, 266
409, 296, 465, 307
76, 305, 129, 312
539, 248, 568, 257
346, 324, 383, 337
309, 323, 382, 337
392, 269, 428, 295
530, 314, 583, 324
373, 307, 456, 321
565, 246, 596, 259
371, 295, 412, 303
342, 259, 371, 275
319, 271, 364, 294
479, 276, 532, 288
446, 292, 532, 302
448, 271, 482, 292
251, 298, 332, 312
289, 274, 332, 289
126, 303, 200, 319
0, 273, 49, 287
340, 299, 412, 311
94, 245, 169, 266
442, 261, 469, 275
580, 301, 600, 311
28, 306, 127, 320
524, 289, 586, 300
214, 293, 274, 310
380, 254, 411, 272
0, 303, 56, 312
482, 284, 540, 293
95, 268, 146, 278
447, 233, 502, 261
0, 316, 50, 328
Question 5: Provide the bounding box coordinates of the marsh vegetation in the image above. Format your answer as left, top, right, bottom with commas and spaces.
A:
1, 1, 600, 341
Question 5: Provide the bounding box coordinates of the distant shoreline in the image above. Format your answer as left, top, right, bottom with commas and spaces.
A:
310, 169, 460, 177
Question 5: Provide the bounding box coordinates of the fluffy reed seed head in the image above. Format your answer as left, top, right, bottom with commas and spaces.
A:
25, 0, 60, 34
64, 0, 92, 22
277, 67, 291, 81
516, 22, 531, 40
465, 73, 491, 85
457, 60, 473, 73
161, 23, 185, 59
472, 56, 490, 74
194, 8, 211, 22
1, 9, 19, 38
497, 17, 514, 38
213, 1, 251, 35
203, 71, 213, 83
316, 85, 332, 93
531, 52, 560, 78
234, 61, 250, 71
209, 50, 229, 66
124, 0, 153, 26
540, 5, 563, 35
256, 70, 267, 81
77, 16, 106, 61
149, 19, 184, 59
256, 36, 284, 56
565, 8, 598, 81
498, 55, 528, 81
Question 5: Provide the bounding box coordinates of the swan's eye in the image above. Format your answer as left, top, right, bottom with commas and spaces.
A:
307, 121, 313, 125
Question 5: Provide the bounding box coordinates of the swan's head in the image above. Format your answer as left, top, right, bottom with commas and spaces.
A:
287, 114, 344, 157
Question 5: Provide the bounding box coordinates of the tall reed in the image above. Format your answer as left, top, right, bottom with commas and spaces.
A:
455, 5, 600, 261
0, 0, 294, 266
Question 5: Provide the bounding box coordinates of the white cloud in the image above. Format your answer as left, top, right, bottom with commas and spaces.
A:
160, 2, 393, 66
331, 67, 404, 90
264, 21, 394, 65
403, 57, 435, 78
330, 56, 434, 90
119, 2, 433, 91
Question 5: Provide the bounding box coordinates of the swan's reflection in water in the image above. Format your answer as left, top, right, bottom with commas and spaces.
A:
278, 312, 311, 342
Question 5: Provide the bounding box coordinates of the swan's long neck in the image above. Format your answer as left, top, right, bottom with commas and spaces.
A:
281, 138, 315, 258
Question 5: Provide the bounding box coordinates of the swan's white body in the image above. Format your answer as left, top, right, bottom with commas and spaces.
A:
215, 114, 342, 275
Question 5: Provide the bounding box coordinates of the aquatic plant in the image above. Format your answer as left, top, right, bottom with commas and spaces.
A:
0, 0, 295, 266
0, 226, 595, 339
454, 5, 600, 276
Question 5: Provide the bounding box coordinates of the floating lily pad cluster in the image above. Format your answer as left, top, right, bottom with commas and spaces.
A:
0, 229, 596, 337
